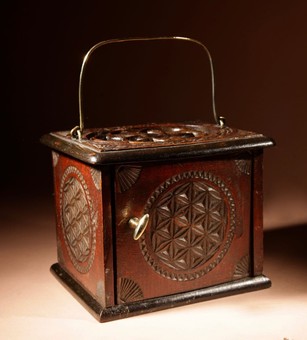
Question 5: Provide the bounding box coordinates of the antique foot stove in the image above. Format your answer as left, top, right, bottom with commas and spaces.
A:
41, 37, 275, 322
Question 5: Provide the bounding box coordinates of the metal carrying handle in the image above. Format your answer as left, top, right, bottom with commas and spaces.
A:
71, 36, 226, 140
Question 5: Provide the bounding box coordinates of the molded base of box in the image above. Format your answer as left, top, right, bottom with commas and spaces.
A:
51, 263, 271, 323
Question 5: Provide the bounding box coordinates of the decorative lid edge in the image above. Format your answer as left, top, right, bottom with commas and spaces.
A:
41, 132, 275, 165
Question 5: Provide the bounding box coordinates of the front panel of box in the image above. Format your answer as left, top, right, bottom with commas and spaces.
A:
115, 155, 252, 303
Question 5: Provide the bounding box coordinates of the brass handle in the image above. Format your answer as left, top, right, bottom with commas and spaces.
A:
71, 36, 225, 139
129, 214, 149, 240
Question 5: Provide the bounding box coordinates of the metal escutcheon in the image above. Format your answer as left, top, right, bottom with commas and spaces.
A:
129, 214, 149, 240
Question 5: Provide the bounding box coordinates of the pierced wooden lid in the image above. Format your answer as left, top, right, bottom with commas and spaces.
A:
41, 122, 275, 165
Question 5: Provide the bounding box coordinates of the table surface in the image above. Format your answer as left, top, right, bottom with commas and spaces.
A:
1, 195, 306, 340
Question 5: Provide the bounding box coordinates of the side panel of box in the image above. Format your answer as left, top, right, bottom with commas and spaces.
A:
252, 151, 265, 276
51, 152, 114, 307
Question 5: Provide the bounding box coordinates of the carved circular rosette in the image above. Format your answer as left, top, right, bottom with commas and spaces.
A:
139, 171, 236, 281
60, 166, 97, 274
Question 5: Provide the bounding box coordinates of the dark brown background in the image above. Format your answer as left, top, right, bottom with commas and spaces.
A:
3, 0, 307, 228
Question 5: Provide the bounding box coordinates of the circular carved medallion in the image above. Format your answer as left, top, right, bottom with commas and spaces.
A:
60, 166, 97, 273
139, 171, 236, 281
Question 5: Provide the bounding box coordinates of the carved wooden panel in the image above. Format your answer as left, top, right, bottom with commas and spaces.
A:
115, 157, 251, 301
60, 166, 97, 273
140, 171, 235, 281
53, 155, 115, 307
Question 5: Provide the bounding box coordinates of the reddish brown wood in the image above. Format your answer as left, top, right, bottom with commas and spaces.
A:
42, 122, 274, 322
115, 156, 252, 302
40, 122, 274, 165
252, 151, 265, 276
52, 153, 113, 308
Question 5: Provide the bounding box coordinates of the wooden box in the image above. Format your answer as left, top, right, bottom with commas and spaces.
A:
41, 37, 275, 322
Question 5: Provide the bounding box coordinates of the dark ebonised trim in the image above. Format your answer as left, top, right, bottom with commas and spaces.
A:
51, 263, 271, 323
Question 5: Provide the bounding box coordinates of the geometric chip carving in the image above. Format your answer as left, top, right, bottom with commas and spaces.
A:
84, 123, 237, 152
118, 278, 144, 304
52, 151, 59, 167
140, 171, 236, 281
235, 159, 251, 175
90, 167, 101, 191
233, 255, 250, 279
60, 166, 97, 273
116, 165, 142, 193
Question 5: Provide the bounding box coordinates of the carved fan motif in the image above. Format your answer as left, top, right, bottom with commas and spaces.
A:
116, 165, 142, 192
235, 159, 251, 175
233, 255, 250, 279
90, 167, 101, 191
52, 151, 59, 167
118, 278, 143, 304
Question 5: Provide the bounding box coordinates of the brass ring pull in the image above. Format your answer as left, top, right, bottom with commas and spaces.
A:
128, 214, 149, 240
